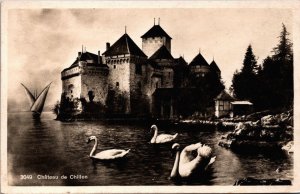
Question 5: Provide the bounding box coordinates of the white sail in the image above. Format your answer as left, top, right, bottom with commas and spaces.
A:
21, 83, 36, 107
30, 83, 52, 114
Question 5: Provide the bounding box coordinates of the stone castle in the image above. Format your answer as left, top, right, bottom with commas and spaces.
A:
61, 20, 222, 119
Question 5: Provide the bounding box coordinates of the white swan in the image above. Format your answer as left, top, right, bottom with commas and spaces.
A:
150, 125, 178, 144
170, 143, 216, 178
87, 136, 130, 160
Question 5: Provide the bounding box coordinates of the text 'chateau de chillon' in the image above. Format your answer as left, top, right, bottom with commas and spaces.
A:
60, 20, 225, 119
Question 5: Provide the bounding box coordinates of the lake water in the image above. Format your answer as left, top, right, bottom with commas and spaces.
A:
7, 112, 293, 186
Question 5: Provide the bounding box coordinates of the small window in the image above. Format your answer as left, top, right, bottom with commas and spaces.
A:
219, 101, 224, 110
68, 84, 74, 90
71, 90, 73, 93
116, 82, 119, 87
169, 72, 171, 78
114, 65, 116, 69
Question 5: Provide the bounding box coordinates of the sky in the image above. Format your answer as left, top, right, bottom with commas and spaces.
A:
7, 8, 293, 111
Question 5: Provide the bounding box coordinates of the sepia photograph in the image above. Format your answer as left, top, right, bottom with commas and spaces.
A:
1, 1, 299, 193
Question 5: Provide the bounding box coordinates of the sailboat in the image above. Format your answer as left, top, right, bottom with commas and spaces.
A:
21, 82, 52, 118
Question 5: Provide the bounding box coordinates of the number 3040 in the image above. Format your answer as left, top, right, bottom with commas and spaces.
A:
20, 175, 32, 179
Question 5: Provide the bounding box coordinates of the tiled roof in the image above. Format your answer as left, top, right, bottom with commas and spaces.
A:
62, 51, 107, 72
214, 90, 235, 101
149, 45, 173, 60
70, 51, 100, 66
210, 60, 221, 72
189, 53, 209, 67
103, 33, 147, 57
141, 25, 172, 39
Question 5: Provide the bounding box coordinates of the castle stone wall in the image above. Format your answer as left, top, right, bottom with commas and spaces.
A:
129, 62, 151, 116
62, 74, 82, 101
190, 65, 211, 76
142, 37, 171, 57
106, 57, 131, 114
161, 68, 174, 88
81, 67, 108, 105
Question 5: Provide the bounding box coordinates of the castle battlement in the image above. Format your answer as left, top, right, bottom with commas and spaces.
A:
61, 66, 81, 80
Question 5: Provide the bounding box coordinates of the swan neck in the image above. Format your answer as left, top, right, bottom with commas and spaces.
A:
151, 128, 158, 143
90, 138, 97, 157
170, 151, 180, 178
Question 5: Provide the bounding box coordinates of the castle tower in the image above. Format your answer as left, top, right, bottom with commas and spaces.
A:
189, 52, 210, 78
61, 48, 109, 112
141, 19, 172, 58
149, 45, 175, 88
210, 59, 221, 78
103, 32, 147, 114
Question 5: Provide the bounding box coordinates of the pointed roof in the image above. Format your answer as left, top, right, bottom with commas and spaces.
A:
214, 90, 235, 101
175, 56, 188, 66
103, 33, 147, 57
210, 60, 221, 72
149, 45, 173, 60
141, 25, 172, 39
189, 53, 209, 67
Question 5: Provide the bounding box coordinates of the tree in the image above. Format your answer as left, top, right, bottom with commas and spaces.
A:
242, 45, 258, 75
258, 24, 293, 110
273, 24, 293, 109
232, 45, 258, 101
272, 24, 293, 62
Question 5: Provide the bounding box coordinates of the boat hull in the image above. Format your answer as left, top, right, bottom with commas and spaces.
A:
32, 111, 41, 119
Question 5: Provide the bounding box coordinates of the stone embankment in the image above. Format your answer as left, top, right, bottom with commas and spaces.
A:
218, 110, 293, 153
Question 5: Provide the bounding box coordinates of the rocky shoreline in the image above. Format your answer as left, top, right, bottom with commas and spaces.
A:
218, 110, 293, 154
177, 109, 293, 154
56, 109, 294, 155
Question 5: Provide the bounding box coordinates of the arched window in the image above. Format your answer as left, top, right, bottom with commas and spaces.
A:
88, 90, 95, 102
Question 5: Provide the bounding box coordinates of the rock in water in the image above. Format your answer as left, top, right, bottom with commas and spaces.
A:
282, 141, 294, 153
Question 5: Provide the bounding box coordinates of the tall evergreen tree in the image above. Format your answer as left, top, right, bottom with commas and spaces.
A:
241, 45, 258, 75
272, 24, 293, 62
258, 24, 293, 110
231, 45, 258, 101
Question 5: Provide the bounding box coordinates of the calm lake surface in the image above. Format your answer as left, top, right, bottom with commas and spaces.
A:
8, 112, 293, 186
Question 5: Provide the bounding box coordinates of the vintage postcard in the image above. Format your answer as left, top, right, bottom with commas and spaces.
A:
1, 0, 300, 193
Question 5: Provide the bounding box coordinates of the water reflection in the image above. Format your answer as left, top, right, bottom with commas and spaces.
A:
8, 112, 293, 186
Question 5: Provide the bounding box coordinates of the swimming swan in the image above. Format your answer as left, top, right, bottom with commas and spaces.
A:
170, 143, 216, 178
87, 136, 130, 160
150, 125, 178, 144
